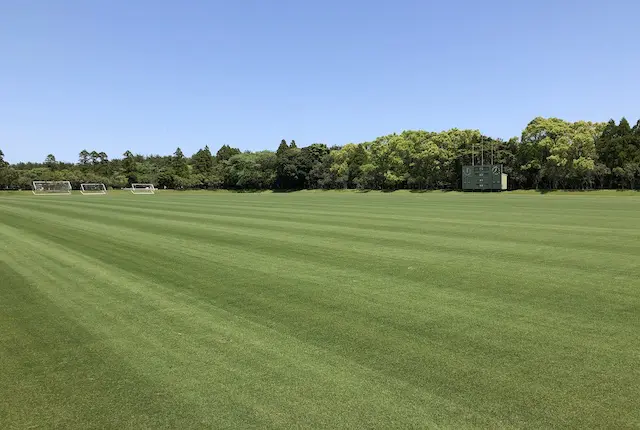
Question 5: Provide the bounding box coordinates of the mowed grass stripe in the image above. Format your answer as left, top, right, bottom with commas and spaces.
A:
4, 198, 638, 307
1, 192, 639, 428
0, 224, 479, 429
4, 200, 627, 351
0, 248, 233, 428
11, 192, 640, 238
0, 220, 608, 428
3, 198, 637, 336
2, 197, 636, 344
2, 202, 636, 362
9, 194, 640, 266
6, 197, 640, 286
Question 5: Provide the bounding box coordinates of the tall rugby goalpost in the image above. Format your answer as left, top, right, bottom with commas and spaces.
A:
32, 181, 72, 195
80, 183, 107, 195
131, 183, 156, 195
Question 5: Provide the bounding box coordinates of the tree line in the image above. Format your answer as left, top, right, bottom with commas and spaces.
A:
1, 117, 639, 191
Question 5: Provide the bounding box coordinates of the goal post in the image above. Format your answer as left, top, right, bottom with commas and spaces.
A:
131, 183, 156, 195
32, 181, 72, 195
80, 183, 107, 195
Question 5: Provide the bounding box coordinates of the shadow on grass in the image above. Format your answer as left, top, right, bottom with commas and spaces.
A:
271, 189, 301, 193
203, 188, 297, 193
512, 188, 639, 195
409, 189, 456, 194
537, 188, 595, 194
173, 188, 639, 195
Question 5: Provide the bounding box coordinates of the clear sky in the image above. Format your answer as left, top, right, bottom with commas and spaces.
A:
1, 0, 639, 163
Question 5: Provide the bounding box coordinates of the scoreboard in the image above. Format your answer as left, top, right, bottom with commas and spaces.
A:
462, 164, 508, 191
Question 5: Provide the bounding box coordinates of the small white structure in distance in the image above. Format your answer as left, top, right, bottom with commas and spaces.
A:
131, 183, 156, 195
32, 181, 72, 195
80, 183, 107, 195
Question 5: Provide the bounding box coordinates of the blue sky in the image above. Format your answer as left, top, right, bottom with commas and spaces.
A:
1, 0, 639, 163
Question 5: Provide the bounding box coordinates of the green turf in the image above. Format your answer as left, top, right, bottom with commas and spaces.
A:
1, 190, 639, 428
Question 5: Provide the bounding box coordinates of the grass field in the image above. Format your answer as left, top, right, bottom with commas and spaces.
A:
1, 190, 639, 429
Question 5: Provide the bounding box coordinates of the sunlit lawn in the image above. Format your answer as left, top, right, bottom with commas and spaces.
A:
1, 190, 639, 428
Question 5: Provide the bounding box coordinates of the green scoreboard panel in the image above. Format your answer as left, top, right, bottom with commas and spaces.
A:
462, 164, 506, 191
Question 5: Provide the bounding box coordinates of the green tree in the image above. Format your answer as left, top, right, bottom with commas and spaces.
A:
329, 143, 368, 188
359, 135, 407, 189
225, 152, 276, 189
596, 118, 640, 188
613, 163, 639, 189
0, 167, 18, 189
519, 117, 602, 189
0, 150, 15, 189
276, 140, 289, 156
399, 130, 443, 189
618, 117, 632, 136
3, 117, 640, 192
173, 174, 201, 190
45, 154, 57, 170
156, 168, 175, 189
89, 151, 99, 166
192, 145, 214, 176
216, 145, 241, 162
275, 140, 303, 189
95, 152, 110, 175
122, 150, 137, 184
205, 165, 225, 189
299, 143, 329, 188
78, 150, 90, 166
172, 147, 189, 178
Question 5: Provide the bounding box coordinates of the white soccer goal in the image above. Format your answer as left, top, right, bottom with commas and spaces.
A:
131, 183, 156, 195
80, 183, 107, 195
32, 181, 72, 195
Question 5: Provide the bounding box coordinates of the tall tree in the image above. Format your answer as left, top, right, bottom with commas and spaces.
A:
329, 143, 368, 188
401, 130, 444, 189
299, 143, 329, 188
275, 140, 303, 189
90, 151, 99, 165
276, 139, 289, 156
618, 117, 632, 136
596, 118, 640, 188
78, 150, 90, 166
172, 147, 189, 178
216, 145, 241, 162
359, 135, 407, 189
0, 151, 17, 189
122, 150, 137, 184
192, 145, 214, 175
45, 154, 57, 170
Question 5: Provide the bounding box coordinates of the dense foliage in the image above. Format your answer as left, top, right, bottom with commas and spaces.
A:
2, 117, 639, 190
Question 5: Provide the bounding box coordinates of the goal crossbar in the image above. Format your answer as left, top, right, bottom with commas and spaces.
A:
32, 181, 72, 195
80, 183, 107, 195
131, 183, 156, 195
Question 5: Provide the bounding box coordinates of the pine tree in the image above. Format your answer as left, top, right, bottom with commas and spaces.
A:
216, 145, 241, 162
172, 147, 189, 177
192, 145, 214, 175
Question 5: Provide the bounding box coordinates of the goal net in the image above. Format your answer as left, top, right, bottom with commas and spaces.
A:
131, 183, 156, 194
33, 181, 72, 195
80, 183, 107, 195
